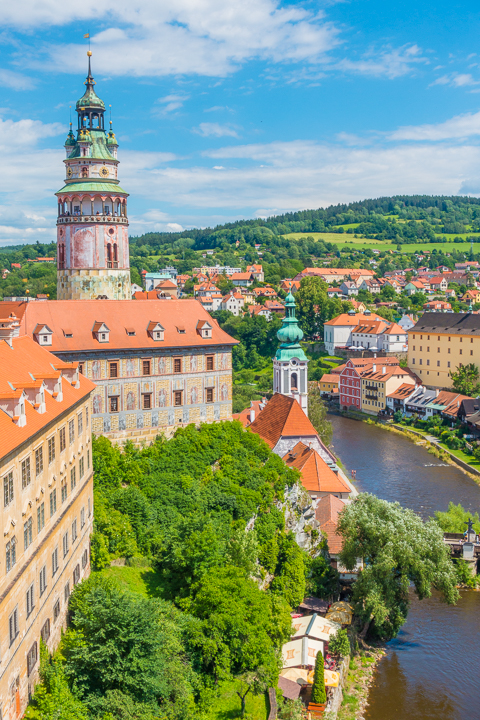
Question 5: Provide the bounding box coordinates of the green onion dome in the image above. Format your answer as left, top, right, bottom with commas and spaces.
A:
275, 291, 307, 360
65, 128, 76, 146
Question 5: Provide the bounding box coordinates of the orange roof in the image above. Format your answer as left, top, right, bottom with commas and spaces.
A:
325, 312, 386, 327
231, 272, 252, 280
283, 442, 350, 494
155, 279, 177, 289
315, 494, 346, 555
299, 268, 374, 277
232, 399, 266, 428
248, 393, 319, 448
352, 321, 389, 335
387, 382, 416, 400
361, 366, 409, 382
0, 336, 95, 460
383, 322, 406, 335
3, 299, 237, 353
320, 374, 339, 384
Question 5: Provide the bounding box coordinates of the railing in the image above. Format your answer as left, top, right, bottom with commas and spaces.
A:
365, 384, 378, 390
57, 215, 128, 224
365, 393, 377, 400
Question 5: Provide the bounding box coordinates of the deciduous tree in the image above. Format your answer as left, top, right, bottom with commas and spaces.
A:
337, 494, 459, 641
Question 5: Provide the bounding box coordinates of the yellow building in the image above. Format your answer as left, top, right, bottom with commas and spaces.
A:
319, 373, 339, 397
408, 312, 480, 388
361, 363, 412, 415
0, 317, 95, 718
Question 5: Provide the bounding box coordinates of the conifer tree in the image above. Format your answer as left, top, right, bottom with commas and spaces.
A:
311, 651, 326, 704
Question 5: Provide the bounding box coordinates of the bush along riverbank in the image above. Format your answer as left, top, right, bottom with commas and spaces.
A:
336, 646, 386, 720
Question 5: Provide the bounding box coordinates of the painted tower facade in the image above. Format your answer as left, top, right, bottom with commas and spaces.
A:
56, 52, 131, 300
273, 292, 309, 413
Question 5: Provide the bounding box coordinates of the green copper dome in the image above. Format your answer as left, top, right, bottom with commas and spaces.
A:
76, 55, 105, 110
275, 292, 307, 361
107, 130, 118, 145
65, 128, 76, 146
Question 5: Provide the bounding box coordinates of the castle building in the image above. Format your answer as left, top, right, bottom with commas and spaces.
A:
0, 316, 95, 718
0, 299, 236, 446
56, 52, 131, 301
273, 292, 309, 414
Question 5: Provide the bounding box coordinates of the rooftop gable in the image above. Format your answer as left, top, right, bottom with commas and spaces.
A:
248, 393, 319, 448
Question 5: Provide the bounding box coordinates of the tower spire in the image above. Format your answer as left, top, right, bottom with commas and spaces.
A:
273, 292, 309, 413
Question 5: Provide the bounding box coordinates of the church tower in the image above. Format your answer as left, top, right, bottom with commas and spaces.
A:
56, 52, 131, 300
273, 292, 309, 414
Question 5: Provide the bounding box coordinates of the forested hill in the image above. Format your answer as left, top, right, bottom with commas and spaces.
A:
128, 195, 480, 252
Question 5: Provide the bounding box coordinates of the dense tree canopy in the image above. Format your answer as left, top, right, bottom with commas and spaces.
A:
337, 494, 459, 640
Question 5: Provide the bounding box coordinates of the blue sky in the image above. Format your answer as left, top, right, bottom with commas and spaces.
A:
1, 0, 480, 244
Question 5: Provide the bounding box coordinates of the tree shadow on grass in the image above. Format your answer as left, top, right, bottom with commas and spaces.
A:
140, 567, 167, 598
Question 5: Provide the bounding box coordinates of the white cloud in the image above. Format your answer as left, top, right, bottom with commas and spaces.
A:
432, 72, 479, 88
154, 94, 189, 116
192, 122, 240, 138
389, 110, 480, 141
0, 69, 35, 90
118, 139, 480, 222
0, 117, 64, 151
337, 44, 427, 79
5, 0, 339, 78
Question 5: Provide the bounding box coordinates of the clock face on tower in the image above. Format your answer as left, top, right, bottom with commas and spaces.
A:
99, 166, 109, 178
66, 167, 73, 178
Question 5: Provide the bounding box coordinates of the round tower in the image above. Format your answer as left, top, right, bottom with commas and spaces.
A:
56, 51, 131, 300
273, 292, 309, 414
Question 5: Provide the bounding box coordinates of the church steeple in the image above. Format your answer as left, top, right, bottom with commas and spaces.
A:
273, 292, 309, 413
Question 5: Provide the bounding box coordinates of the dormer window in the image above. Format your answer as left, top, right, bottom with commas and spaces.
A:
33, 324, 53, 346
147, 321, 165, 341
92, 321, 110, 343
196, 320, 212, 339
126, 328, 136, 336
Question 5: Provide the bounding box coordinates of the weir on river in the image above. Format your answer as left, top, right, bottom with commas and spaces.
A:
328, 414, 480, 720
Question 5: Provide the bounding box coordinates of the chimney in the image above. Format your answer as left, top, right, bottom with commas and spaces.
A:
250, 406, 255, 423
0, 315, 20, 348
373, 364, 376, 373
435, 389, 439, 397
382, 366, 386, 374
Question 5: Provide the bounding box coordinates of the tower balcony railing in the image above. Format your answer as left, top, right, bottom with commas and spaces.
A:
57, 214, 128, 225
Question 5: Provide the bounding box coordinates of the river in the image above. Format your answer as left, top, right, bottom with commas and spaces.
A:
328, 414, 480, 720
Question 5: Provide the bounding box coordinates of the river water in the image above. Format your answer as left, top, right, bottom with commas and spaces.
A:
328, 414, 480, 720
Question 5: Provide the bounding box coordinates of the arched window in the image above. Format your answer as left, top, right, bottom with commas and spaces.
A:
107, 243, 112, 262
113, 244, 118, 262
291, 372, 298, 390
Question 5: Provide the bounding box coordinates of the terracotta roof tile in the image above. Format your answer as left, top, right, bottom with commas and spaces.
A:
3, 299, 238, 353
248, 393, 319, 448
0, 336, 95, 460
283, 442, 350, 494
315, 495, 346, 554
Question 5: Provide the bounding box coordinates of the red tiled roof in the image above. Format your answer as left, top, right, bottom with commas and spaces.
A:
315, 494, 346, 555
283, 442, 350, 494
387, 382, 416, 400
248, 393, 319, 448
232, 399, 265, 428
2, 299, 237, 353
0, 336, 95, 460
325, 312, 385, 327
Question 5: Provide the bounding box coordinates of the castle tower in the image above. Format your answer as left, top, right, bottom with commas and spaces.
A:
273, 292, 309, 414
56, 52, 131, 300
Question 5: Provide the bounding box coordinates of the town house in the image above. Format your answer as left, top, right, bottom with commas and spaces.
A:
0, 299, 237, 446
0, 317, 95, 717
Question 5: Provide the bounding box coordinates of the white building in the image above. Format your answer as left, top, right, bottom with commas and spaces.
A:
221, 291, 245, 316
324, 311, 387, 356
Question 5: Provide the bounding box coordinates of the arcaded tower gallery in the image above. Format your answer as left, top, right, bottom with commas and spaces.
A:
56, 52, 131, 300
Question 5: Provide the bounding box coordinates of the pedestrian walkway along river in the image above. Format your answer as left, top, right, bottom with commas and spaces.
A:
328, 414, 480, 720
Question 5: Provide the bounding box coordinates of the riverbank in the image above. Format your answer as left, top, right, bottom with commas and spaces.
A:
336, 647, 385, 720
327, 407, 480, 485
